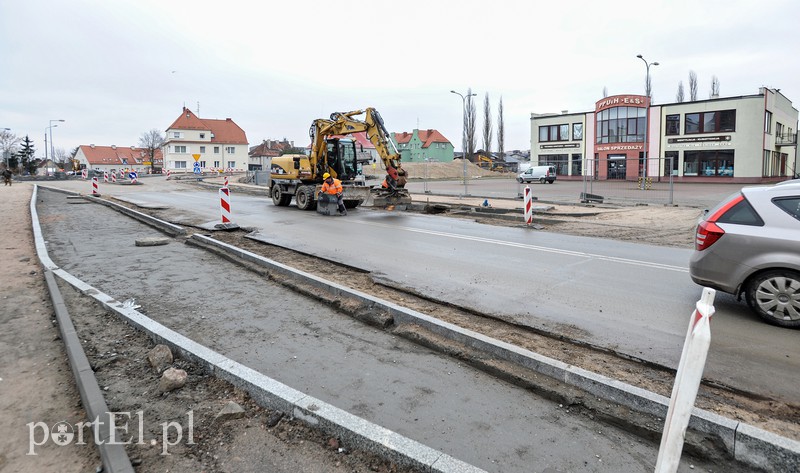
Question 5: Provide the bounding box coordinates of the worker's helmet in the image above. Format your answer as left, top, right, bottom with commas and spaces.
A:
323, 172, 331, 179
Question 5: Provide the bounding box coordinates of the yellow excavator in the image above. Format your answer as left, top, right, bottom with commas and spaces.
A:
269, 108, 412, 211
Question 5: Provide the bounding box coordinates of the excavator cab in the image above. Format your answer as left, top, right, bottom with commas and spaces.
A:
323, 138, 359, 181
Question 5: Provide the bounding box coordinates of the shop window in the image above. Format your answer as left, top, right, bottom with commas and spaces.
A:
685, 110, 736, 134
685, 150, 734, 176
596, 106, 646, 143
571, 153, 582, 175
541, 154, 568, 175
664, 151, 678, 176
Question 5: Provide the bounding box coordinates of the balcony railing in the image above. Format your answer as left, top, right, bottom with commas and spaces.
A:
776, 133, 798, 146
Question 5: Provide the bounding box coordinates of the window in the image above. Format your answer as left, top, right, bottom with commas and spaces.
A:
200, 146, 206, 153
664, 151, 679, 176
717, 199, 764, 226
665, 115, 680, 135
774, 197, 800, 221
175, 161, 187, 169
684, 150, 734, 176
227, 161, 236, 169
571, 153, 582, 175
200, 161, 206, 168
213, 161, 220, 168
765, 111, 772, 133
173, 145, 186, 153
572, 123, 583, 141
214, 146, 220, 154
539, 124, 570, 142
762, 151, 788, 177
200, 133, 205, 139
540, 154, 568, 175
596, 106, 646, 143
684, 110, 736, 134
172, 132, 181, 139
225, 146, 235, 154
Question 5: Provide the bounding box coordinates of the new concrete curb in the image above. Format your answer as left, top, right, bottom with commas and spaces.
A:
29, 186, 485, 473
189, 233, 800, 472
31, 187, 134, 473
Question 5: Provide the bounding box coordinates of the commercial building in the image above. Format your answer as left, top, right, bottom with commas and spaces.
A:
163, 108, 249, 172
530, 88, 798, 183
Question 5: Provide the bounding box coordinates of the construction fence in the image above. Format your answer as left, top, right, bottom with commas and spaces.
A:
581, 157, 675, 205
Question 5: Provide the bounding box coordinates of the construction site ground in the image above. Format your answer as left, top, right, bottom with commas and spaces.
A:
2, 174, 796, 472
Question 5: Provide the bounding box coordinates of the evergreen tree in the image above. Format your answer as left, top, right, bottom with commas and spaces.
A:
18, 135, 36, 174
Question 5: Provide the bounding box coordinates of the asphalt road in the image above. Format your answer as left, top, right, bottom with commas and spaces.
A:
38, 177, 800, 405
35, 187, 731, 473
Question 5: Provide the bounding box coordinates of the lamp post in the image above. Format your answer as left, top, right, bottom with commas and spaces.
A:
636, 55, 658, 189
50, 119, 65, 164
451, 90, 476, 197
45, 124, 58, 161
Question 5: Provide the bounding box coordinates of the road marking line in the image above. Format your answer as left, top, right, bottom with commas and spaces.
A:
354, 220, 689, 273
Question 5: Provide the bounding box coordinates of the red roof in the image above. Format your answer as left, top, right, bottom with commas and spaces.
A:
394, 129, 450, 148
78, 145, 163, 166
166, 107, 248, 144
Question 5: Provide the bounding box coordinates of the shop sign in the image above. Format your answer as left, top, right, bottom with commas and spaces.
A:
595, 95, 648, 112
540, 143, 580, 149
667, 135, 731, 144
596, 144, 642, 151
666, 135, 733, 148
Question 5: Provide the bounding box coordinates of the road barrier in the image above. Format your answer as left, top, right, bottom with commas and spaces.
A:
81, 169, 87, 180
91, 177, 99, 196
111, 171, 117, 184
223, 176, 229, 189
220, 187, 232, 223
129, 171, 138, 184
655, 287, 715, 473
523, 186, 533, 225
103, 171, 108, 183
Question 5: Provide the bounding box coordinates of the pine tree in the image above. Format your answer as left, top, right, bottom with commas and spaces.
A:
18, 135, 36, 174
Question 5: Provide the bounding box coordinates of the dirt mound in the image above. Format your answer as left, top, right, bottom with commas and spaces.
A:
400, 159, 505, 179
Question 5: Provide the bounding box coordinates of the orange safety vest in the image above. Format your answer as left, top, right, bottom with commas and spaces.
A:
320, 178, 343, 195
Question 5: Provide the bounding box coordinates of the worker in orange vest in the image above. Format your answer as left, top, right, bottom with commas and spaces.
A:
319, 172, 347, 215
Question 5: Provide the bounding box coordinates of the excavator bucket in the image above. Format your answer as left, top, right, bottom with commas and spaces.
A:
370, 188, 412, 211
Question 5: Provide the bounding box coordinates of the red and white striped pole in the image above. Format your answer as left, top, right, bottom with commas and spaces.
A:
655, 287, 715, 473
111, 171, 117, 183
103, 171, 108, 183
81, 169, 87, 180
219, 187, 232, 223
523, 186, 533, 226
166, 169, 171, 180
91, 176, 99, 196
223, 176, 229, 189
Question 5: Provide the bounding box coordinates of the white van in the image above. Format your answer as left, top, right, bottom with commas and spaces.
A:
517, 165, 556, 184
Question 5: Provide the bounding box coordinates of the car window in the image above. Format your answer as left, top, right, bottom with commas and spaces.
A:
773, 197, 800, 222
716, 198, 764, 226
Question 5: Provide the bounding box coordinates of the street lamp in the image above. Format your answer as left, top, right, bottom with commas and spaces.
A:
451, 89, 476, 197
50, 119, 65, 163
45, 124, 58, 161
636, 55, 658, 188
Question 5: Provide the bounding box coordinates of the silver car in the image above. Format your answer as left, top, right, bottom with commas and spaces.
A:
689, 181, 800, 327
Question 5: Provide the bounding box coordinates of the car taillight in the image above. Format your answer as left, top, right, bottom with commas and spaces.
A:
695, 220, 725, 251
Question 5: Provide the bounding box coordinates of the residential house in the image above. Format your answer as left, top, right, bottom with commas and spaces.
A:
391, 129, 454, 163
163, 107, 249, 172
74, 144, 163, 173
249, 138, 295, 171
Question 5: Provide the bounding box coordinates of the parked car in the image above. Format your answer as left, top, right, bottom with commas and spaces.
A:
689, 183, 800, 327
516, 165, 556, 184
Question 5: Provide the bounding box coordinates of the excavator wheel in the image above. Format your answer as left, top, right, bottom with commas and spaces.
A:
271, 185, 292, 206
295, 186, 317, 211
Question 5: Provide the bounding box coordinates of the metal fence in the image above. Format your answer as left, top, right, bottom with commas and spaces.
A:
581, 157, 674, 205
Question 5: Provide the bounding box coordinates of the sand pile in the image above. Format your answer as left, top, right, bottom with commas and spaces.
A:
397, 159, 505, 179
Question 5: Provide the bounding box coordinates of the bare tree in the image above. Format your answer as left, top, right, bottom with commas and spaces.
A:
709, 75, 720, 98
0, 129, 21, 169
482, 93, 493, 158
466, 88, 477, 162
676, 81, 685, 102
53, 147, 69, 165
138, 129, 165, 174
496, 97, 505, 162
602, 86, 608, 98
689, 71, 698, 101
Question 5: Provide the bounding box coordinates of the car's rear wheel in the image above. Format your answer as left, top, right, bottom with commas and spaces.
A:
745, 270, 800, 328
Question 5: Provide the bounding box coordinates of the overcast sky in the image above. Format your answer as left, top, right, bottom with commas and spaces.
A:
1, 0, 798, 158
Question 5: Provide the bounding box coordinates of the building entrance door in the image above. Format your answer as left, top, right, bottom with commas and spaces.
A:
607, 154, 626, 180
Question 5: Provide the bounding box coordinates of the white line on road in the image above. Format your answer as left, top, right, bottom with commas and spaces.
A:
354, 220, 689, 273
